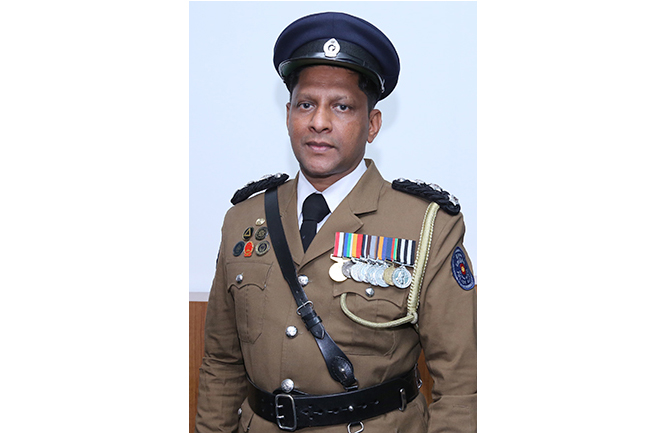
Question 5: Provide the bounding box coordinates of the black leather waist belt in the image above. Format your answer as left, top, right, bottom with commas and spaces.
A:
247, 366, 421, 431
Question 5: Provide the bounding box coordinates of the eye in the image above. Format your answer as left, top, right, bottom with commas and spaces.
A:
339, 104, 349, 111
298, 102, 312, 109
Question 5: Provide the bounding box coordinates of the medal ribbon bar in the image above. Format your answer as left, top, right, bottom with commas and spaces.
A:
333, 232, 416, 267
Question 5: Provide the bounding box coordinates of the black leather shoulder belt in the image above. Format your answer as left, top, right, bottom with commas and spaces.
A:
264, 186, 357, 391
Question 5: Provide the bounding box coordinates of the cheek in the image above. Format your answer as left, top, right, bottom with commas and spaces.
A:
287, 115, 302, 136
343, 119, 369, 143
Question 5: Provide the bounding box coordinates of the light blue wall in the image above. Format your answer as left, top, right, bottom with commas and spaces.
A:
190, 1, 477, 292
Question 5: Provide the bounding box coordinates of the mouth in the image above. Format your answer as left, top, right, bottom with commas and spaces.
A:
305, 141, 335, 153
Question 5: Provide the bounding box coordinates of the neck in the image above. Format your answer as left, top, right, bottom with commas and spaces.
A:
302, 174, 344, 192
300, 162, 365, 192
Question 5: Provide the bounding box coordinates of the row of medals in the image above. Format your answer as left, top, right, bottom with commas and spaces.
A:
329, 256, 413, 289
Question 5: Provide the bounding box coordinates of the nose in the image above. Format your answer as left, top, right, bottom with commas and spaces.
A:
309, 106, 332, 133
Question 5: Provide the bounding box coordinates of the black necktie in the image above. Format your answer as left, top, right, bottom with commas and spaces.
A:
300, 193, 330, 251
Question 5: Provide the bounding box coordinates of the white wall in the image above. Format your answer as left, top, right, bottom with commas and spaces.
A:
190, 1, 477, 292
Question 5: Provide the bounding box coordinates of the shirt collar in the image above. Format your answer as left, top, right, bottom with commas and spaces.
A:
296, 160, 367, 228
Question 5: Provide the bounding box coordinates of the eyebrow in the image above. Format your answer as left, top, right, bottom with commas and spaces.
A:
293, 92, 354, 103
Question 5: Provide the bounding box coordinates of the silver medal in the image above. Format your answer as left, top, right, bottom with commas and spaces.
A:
342, 260, 355, 279
367, 264, 380, 286
359, 263, 371, 284
392, 266, 412, 289
374, 264, 390, 287
350, 262, 364, 282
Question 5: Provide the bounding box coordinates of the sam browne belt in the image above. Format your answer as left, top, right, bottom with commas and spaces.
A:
247, 366, 422, 431
264, 187, 358, 391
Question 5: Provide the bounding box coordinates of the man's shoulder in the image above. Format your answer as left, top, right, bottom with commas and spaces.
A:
230, 173, 290, 206
381, 177, 462, 216
224, 173, 294, 218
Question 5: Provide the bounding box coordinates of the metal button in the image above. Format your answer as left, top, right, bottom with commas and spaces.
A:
297, 275, 309, 287
237, 407, 242, 417
285, 326, 298, 338
235, 274, 243, 283
281, 379, 294, 393
365, 287, 375, 297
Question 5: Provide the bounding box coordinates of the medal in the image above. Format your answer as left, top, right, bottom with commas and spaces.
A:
367, 263, 381, 286
328, 255, 347, 282
342, 260, 355, 278
373, 263, 389, 287
392, 265, 412, 289
383, 264, 395, 286
350, 262, 363, 282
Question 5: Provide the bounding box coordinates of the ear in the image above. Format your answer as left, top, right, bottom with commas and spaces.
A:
286, 102, 291, 132
367, 109, 382, 143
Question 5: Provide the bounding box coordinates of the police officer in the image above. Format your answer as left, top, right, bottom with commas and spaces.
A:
195, 12, 476, 433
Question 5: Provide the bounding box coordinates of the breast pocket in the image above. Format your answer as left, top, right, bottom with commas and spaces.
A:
332, 280, 409, 356
227, 261, 272, 344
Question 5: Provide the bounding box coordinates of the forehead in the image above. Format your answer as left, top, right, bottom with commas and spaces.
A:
294, 65, 361, 94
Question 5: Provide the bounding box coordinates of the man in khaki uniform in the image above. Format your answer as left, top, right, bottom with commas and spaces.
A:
195, 12, 476, 433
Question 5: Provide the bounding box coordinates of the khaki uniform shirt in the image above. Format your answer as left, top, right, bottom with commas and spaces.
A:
195, 160, 477, 433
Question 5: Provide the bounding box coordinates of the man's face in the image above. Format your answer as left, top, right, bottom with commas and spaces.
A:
286, 65, 382, 191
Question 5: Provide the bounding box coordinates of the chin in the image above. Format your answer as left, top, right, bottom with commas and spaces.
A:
300, 159, 336, 177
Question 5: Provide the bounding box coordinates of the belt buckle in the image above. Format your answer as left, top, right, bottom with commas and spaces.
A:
275, 394, 297, 431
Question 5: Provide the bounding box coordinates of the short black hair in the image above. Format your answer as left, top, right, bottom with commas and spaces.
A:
285, 65, 381, 113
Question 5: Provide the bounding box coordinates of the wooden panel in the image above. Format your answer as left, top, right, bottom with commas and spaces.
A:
190, 301, 208, 433
417, 350, 434, 405
189, 301, 435, 432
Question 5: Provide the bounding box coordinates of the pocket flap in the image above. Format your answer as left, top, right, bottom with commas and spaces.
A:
332, 278, 408, 308
227, 261, 272, 290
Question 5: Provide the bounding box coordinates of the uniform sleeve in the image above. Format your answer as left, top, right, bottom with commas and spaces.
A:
418, 213, 477, 433
195, 235, 248, 433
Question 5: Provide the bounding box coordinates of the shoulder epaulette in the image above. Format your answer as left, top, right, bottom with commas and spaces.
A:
391, 178, 461, 215
230, 173, 290, 205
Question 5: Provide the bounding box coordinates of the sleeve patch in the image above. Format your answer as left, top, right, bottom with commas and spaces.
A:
451, 247, 475, 290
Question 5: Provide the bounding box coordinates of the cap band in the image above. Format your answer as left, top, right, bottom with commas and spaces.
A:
278, 39, 385, 93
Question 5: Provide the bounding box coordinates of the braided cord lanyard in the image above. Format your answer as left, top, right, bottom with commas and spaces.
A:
340, 202, 440, 329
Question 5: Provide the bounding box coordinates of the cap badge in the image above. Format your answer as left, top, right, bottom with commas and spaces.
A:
323, 38, 340, 58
